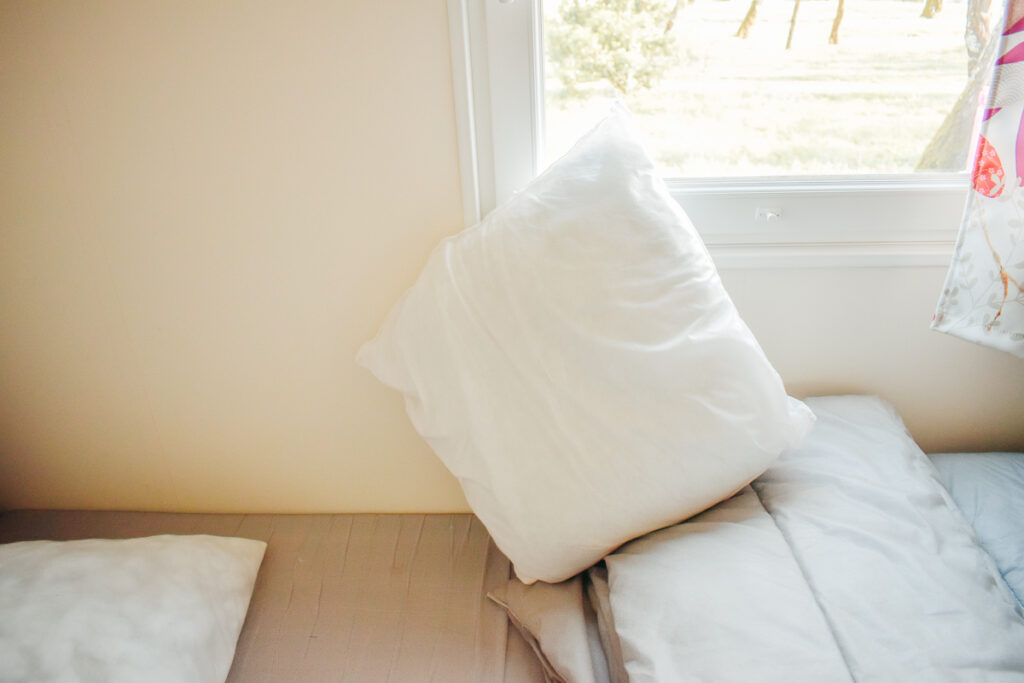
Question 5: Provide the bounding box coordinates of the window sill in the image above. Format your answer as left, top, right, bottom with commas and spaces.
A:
707, 240, 955, 269
674, 174, 966, 268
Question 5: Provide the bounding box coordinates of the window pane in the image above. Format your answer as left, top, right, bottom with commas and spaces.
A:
542, 0, 994, 177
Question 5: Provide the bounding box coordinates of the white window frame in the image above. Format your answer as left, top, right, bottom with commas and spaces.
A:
448, 0, 971, 268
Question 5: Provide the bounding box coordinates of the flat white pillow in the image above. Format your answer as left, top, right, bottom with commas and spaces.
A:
358, 105, 813, 583
0, 534, 265, 683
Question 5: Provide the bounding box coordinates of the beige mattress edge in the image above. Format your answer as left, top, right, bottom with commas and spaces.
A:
0, 510, 545, 682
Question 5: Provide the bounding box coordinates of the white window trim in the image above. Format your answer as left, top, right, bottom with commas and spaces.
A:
447, 0, 969, 268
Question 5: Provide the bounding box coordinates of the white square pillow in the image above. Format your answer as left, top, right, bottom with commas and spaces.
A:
0, 534, 265, 683
358, 105, 813, 583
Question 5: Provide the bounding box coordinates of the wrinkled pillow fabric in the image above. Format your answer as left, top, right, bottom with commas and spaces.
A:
358, 105, 813, 583
0, 534, 265, 683
488, 576, 609, 683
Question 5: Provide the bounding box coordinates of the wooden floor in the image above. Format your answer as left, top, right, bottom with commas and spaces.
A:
0, 510, 545, 682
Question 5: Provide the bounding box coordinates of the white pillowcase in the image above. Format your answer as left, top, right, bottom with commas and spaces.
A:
358, 105, 813, 583
0, 534, 265, 683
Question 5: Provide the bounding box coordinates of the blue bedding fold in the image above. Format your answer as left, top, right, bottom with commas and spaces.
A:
930, 452, 1024, 608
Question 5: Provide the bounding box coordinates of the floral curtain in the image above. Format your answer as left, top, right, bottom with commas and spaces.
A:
933, 0, 1024, 359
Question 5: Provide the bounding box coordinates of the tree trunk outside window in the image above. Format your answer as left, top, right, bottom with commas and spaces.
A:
921, 0, 943, 19
786, 0, 802, 50
735, 0, 759, 39
829, 0, 845, 44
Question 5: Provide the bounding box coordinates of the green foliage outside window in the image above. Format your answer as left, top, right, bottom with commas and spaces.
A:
546, 0, 681, 98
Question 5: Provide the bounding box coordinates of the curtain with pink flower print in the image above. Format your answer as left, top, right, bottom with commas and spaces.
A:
933, 0, 1024, 358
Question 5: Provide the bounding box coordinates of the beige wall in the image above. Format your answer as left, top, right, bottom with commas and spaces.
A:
722, 267, 1024, 454
1, 1, 1021, 513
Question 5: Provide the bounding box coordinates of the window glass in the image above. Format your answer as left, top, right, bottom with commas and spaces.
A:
542, 0, 995, 177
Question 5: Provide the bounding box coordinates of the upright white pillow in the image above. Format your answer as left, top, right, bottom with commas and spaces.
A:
358, 105, 812, 583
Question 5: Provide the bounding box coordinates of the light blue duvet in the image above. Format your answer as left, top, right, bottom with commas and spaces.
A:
930, 451, 1024, 608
